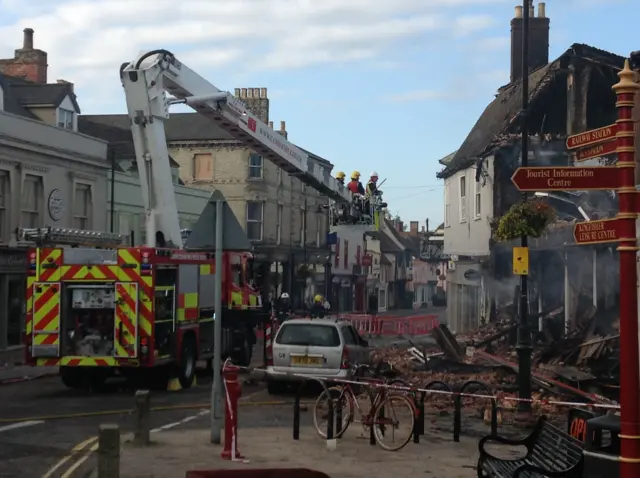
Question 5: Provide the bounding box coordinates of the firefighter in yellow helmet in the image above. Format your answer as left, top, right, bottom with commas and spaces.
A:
310, 294, 325, 319
336, 171, 346, 186
348, 171, 365, 195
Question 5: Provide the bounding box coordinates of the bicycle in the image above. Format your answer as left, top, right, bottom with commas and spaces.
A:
312, 362, 417, 451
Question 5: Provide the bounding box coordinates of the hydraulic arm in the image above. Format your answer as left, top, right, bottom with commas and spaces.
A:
119, 49, 353, 247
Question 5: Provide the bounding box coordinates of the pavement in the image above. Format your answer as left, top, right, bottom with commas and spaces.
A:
92, 414, 484, 478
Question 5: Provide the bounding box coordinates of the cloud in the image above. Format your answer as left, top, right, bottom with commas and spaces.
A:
0, 0, 509, 112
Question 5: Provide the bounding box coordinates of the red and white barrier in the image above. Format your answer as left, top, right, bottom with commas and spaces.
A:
343, 314, 440, 336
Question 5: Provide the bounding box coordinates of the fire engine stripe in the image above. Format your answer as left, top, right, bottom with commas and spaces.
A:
35, 303, 60, 335
34, 285, 58, 311
39, 249, 62, 281
116, 307, 135, 338
41, 329, 60, 345
116, 284, 138, 313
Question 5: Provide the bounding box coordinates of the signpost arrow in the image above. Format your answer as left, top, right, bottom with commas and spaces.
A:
573, 218, 622, 245
511, 166, 619, 192
575, 141, 617, 162
566, 124, 617, 150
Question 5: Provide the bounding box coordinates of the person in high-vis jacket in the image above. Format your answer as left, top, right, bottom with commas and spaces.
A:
310, 294, 325, 319
364, 171, 381, 214
347, 171, 365, 195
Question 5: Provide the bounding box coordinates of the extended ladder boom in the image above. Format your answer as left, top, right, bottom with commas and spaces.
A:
120, 49, 352, 248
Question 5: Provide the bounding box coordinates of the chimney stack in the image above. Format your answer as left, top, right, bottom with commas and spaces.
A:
410, 221, 419, 235
57, 79, 73, 92
510, 2, 550, 83
234, 86, 269, 123
268, 121, 274, 129
279, 121, 287, 139
0, 27, 48, 83
23, 28, 34, 50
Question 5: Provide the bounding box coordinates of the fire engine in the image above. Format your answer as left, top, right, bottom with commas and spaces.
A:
22, 49, 362, 390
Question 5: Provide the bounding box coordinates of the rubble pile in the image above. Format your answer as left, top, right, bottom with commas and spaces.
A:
370, 307, 620, 416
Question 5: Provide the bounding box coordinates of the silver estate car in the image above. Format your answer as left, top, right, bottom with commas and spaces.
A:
265, 318, 370, 394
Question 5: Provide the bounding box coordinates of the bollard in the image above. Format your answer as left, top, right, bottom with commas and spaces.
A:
221, 361, 243, 460
453, 392, 461, 443
133, 390, 151, 447
98, 424, 120, 478
293, 379, 333, 442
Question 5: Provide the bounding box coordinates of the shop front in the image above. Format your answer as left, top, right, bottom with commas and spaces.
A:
0, 248, 27, 361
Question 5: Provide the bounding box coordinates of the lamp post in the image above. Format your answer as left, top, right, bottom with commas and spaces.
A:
612, 59, 640, 478
516, 0, 533, 415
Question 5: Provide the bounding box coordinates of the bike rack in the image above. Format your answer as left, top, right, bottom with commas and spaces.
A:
453, 380, 498, 443
417, 380, 453, 441
293, 378, 334, 442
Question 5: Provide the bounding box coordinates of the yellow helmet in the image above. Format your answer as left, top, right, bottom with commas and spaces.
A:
314, 294, 323, 303
336, 171, 345, 180
351, 171, 361, 180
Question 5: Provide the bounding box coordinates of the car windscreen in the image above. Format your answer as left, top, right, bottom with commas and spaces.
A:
276, 324, 341, 347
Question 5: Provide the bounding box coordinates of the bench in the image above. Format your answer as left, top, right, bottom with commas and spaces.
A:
477, 416, 584, 478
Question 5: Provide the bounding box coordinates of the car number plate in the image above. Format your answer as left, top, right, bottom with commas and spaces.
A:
290, 355, 322, 366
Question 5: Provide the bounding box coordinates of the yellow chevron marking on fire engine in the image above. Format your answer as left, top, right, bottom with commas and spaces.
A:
200, 264, 212, 275
230, 291, 242, 309
33, 284, 60, 346
40, 249, 62, 280
114, 283, 138, 358
249, 294, 257, 307
118, 249, 140, 281
25, 276, 35, 335
59, 357, 119, 366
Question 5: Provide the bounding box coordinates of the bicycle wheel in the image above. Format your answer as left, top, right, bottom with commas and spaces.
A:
313, 385, 353, 439
372, 393, 416, 451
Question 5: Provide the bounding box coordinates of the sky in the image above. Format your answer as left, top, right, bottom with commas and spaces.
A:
0, 0, 637, 228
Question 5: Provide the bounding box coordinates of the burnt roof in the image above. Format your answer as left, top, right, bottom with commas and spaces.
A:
438, 43, 626, 179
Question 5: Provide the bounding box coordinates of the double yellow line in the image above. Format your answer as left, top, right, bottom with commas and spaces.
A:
43, 436, 98, 478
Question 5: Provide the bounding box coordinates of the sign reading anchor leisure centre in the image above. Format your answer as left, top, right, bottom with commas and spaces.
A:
510, 166, 619, 191
573, 218, 621, 245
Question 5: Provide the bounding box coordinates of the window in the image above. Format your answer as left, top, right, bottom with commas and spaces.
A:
474, 178, 481, 218
118, 212, 132, 244
459, 174, 467, 222
276, 323, 341, 347
444, 180, 450, 227
248, 154, 263, 180
277, 168, 283, 185
316, 214, 322, 246
0, 171, 8, 241
193, 153, 213, 181
21, 174, 43, 228
73, 183, 92, 229
276, 204, 283, 245
58, 108, 74, 129
246, 201, 264, 241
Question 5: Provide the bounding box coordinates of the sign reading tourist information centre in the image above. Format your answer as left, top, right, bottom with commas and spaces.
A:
510, 166, 620, 191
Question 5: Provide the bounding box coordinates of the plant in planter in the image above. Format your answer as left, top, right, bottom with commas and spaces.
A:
493, 199, 555, 241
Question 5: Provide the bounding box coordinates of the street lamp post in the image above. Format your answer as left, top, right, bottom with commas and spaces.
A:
612, 59, 640, 478
516, 0, 533, 415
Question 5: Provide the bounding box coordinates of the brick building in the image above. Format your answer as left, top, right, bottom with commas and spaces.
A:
82, 88, 333, 306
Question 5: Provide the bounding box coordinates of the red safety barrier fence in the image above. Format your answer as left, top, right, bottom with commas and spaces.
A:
345, 314, 440, 336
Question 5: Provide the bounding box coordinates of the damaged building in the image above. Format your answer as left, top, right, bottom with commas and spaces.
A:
438, 0, 624, 369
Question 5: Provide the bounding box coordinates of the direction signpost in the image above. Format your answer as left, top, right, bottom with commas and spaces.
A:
510, 166, 619, 191
573, 218, 622, 245
575, 141, 617, 162
566, 123, 616, 150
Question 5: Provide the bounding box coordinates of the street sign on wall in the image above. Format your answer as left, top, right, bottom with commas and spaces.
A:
566, 124, 617, 150
511, 166, 619, 191
575, 141, 617, 162
573, 218, 621, 245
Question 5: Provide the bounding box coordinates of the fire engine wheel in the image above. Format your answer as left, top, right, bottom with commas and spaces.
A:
178, 337, 197, 389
